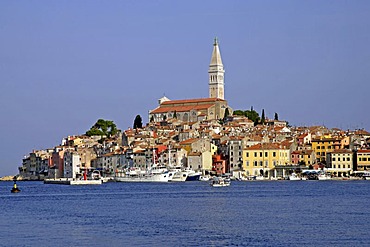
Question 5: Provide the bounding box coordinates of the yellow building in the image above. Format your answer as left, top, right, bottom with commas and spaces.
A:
311, 136, 341, 163
242, 143, 290, 177
326, 149, 353, 177
356, 150, 370, 170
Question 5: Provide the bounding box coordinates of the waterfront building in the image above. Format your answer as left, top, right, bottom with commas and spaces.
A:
212, 154, 227, 176
19, 149, 53, 180
242, 143, 290, 178
158, 146, 188, 167
228, 136, 244, 171
63, 150, 81, 178
92, 151, 126, 176
326, 149, 353, 177
291, 150, 315, 166
355, 150, 370, 171
149, 39, 232, 123
187, 150, 213, 173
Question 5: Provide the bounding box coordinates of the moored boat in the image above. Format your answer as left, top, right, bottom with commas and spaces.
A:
318, 172, 332, 181
363, 171, 370, 180
199, 175, 210, 181
211, 177, 230, 187
288, 173, 302, 181
115, 165, 170, 182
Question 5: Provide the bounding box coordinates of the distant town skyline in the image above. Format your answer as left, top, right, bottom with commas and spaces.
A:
1, 0, 370, 176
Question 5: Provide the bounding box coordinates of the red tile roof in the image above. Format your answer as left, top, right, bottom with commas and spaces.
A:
161, 98, 225, 105
150, 104, 215, 114
245, 143, 289, 150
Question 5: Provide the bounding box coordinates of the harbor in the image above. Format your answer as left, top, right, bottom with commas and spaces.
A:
2, 180, 370, 246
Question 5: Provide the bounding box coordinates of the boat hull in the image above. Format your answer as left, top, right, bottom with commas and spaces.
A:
44, 178, 102, 185
186, 173, 201, 181
115, 173, 169, 182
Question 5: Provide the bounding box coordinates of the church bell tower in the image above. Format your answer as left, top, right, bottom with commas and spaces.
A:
208, 37, 225, 99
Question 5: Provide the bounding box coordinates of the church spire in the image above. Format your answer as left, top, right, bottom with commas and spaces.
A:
209, 37, 225, 99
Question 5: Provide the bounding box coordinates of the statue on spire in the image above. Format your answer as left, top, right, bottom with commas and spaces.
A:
214, 37, 218, 46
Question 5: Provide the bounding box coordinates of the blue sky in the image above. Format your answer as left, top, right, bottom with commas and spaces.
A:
1, 0, 369, 176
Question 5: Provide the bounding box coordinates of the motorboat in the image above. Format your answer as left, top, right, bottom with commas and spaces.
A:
211, 177, 230, 187
170, 167, 201, 182
318, 172, 332, 181
171, 170, 188, 182
186, 169, 201, 181
363, 171, 370, 180
115, 165, 170, 183
288, 173, 302, 181
255, 175, 267, 181
199, 175, 210, 181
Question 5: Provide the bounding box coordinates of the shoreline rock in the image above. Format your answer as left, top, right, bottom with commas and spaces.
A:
0, 175, 16, 181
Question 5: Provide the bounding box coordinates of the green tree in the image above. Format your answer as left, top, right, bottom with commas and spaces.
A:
233, 110, 245, 116
233, 109, 260, 125
150, 115, 154, 122
133, 115, 143, 129
173, 110, 177, 119
86, 119, 118, 138
245, 109, 260, 125
274, 112, 279, 121
223, 108, 230, 119
261, 109, 265, 125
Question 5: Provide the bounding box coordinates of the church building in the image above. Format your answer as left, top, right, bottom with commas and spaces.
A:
149, 38, 232, 123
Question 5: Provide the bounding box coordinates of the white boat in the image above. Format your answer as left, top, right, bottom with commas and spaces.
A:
318, 173, 332, 181
170, 167, 201, 182
115, 164, 170, 183
199, 175, 210, 181
289, 173, 302, 181
255, 175, 267, 181
171, 170, 188, 182
363, 171, 370, 180
211, 177, 230, 187
44, 178, 102, 185
115, 170, 170, 182
185, 169, 201, 181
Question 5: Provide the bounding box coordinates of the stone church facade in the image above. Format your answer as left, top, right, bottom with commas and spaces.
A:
149, 38, 232, 123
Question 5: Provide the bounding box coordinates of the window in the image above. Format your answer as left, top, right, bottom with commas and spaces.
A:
273, 152, 276, 157
265, 152, 268, 157
259, 161, 263, 166
260, 152, 262, 157
254, 152, 257, 157
246, 153, 249, 157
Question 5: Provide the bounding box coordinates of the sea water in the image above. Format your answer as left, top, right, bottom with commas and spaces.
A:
0, 180, 369, 247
